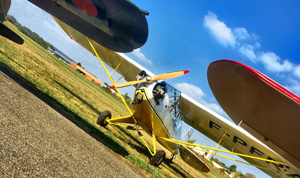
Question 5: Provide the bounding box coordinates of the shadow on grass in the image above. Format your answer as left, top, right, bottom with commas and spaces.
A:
164, 158, 191, 178
0, 62, 129, 157
113, 125, 192, 178
113, 125, 154, 157
55, 80, 101, 115
0, 49, 25, 69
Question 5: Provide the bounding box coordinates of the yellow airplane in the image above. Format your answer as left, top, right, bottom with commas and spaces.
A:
51, 18, 300, 177
4, 0, 299, 176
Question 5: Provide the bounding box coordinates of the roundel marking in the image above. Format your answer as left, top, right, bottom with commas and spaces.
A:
71, 0, 98, 16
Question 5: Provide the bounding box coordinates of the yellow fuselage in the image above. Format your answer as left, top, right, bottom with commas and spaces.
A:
133, 84, 177, 154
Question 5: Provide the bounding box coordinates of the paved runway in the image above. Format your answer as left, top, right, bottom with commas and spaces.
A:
0, 67, 142, 177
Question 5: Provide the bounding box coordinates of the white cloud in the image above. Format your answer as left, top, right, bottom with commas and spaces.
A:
201, 101, 224, 114
259, 52, 293, 72
204, 12, 235, 47
132, 48, 153, 66
203, 11, 299, 76
239, 45, 257, 62
233, 28, 250, 40
286, 85, 300, 96
175, 82, 204, 98
293, 65, 300, 79
254, 42, 261, 48
285, 78, 300, 96
175, 82, 224, 114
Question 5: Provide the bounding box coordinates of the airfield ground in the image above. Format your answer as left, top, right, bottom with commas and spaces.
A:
0, 21, 224, 178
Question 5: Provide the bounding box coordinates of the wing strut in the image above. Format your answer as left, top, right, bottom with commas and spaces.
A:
213, 131, 227, 155
114, 75, 124, 84
111, 61, 122, 77
158, 137, 285, 172
86, 36, 132, 115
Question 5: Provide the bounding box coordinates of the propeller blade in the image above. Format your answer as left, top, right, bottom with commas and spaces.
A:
110, 70, 189, 89
110, 78, 148, 89
152, 70, 189, 81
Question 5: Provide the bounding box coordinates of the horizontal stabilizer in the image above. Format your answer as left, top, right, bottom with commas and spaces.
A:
179, 145, 210, 173
181, 127, 195, 142
0, 22, 24, 44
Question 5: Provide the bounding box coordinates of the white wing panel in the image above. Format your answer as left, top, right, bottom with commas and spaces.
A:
54, 17, 153, 82
180, 93, 300, 178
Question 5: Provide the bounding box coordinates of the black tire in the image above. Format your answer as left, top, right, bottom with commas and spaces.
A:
150, 150, 166, 167
97, 110, 111, 127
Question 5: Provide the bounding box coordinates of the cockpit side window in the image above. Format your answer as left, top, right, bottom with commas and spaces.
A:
164, 82, 182, 130
152, 82, 166, 105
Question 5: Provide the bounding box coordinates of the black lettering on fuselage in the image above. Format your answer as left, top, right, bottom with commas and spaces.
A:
250, 146, 264, 157
209, 120, 221, 130
265, 156, 288, 172
233, 135, 247, 146
207, 121, 299, 178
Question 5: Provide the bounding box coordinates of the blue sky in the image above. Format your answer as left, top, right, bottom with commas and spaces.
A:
8, 0, 300, 177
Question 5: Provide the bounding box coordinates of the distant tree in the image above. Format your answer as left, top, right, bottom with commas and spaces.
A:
123, 93, 132, 105
77, 62, 82, 67
5, 15, 52, 49
210, 157, 226, 168
228, 164, 237, 174
5, 15, 21, 27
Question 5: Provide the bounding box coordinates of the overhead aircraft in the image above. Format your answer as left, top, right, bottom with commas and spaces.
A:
0, 0, 24, 44
0, 0, 149, 52
48, 16, 300, 177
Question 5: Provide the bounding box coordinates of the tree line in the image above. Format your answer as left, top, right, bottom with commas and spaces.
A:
5, 15, 52, 49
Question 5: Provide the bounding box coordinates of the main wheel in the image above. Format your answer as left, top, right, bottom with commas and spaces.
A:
150, 150, 166, 167
97, 110, 111, 127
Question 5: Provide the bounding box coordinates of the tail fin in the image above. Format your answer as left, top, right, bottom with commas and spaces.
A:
181, 127, 195, 143
0, 22, 24, 44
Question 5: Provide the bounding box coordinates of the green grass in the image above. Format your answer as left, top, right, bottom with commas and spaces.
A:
127, 154, 164, 178
0, 21, 220, 178
209, 167, 225, 178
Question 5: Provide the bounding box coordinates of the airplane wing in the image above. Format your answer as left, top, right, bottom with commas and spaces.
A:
179, 87, 300, 177
28, 0, 148, 52
207, 59, 300, 170
53, 17, 153, 82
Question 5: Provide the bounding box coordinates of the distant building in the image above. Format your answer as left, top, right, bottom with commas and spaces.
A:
69, 62, 102, 86
212, 161, 224, 169
47, 46, 75, 64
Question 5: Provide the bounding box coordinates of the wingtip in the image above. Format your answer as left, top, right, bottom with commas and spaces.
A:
109, 86, 115, 89
184, 70, 190, 74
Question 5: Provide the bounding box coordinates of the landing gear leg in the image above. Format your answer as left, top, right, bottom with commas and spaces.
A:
169, 153, 175, 162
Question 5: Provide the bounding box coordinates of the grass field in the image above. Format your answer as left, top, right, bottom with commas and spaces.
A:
0, 21, 224, 178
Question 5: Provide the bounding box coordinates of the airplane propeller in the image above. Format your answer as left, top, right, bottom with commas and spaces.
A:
110, 70, 190, 89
